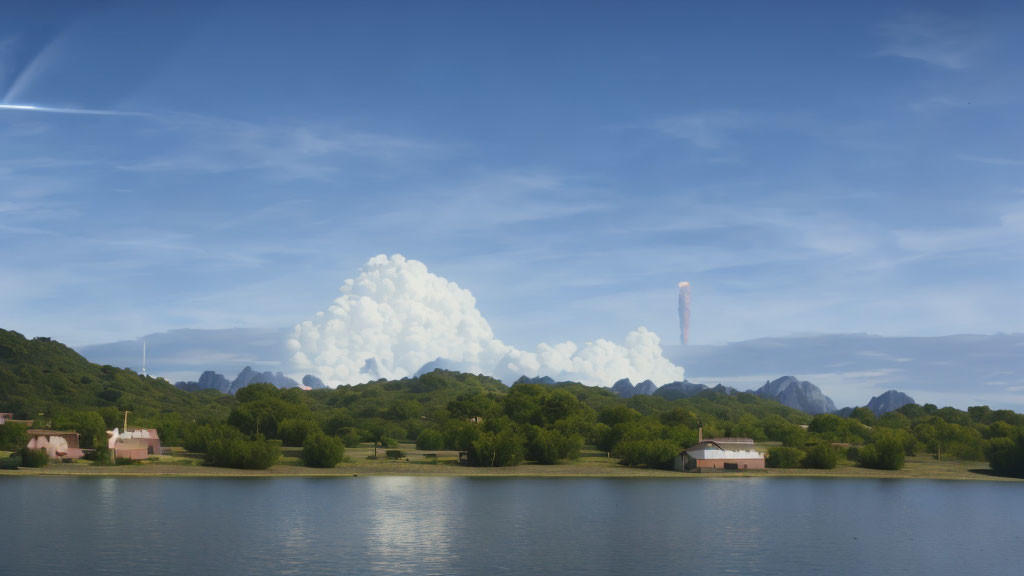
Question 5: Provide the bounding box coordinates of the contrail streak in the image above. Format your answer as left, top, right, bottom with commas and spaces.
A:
0, 103, 148, 117
678, 281, 690, 345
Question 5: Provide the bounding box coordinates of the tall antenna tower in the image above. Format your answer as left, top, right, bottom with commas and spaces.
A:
142, 341, 147, 377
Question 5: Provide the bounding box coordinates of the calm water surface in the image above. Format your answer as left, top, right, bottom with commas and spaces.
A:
0, 476, 1021, 575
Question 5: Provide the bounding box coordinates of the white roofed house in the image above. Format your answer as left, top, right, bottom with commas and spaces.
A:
674, 428, 765, 472
107, 427, 162, 460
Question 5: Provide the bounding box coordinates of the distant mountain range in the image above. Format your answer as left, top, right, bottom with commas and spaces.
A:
175, 367, 328, 394
596, 374, 904, 416
754, 376, 836, 415
77, 330, 1024, 411
866, 390, 916, 416
662, 333, 1024, 410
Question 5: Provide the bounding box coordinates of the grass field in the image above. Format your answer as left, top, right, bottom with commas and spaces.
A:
1, 445, 1019, 481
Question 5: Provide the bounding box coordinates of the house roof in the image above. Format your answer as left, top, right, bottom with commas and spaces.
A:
704, 437, 754, 444
27, 429, 79, 437
684, 438, 758, 453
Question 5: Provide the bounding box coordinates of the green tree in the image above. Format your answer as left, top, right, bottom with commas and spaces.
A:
857, 430, 905, 470
338, 428, 363, 448
321, 409, 354, 436
987, 431, 1024, 478
0, 422, 29, 451
52, 411, 107, 449
467, 429, 525, 467
802, 443, 839, 469
200, 427, 281, 470
415, 428, 444, 451
876, 411, 911, 430
277, 418, 321, 447
302, 431, 345, 468
442, 420, 481, 451
659, 407, 700, 429
766, 446, 805, 468
598, 405, 639, 427
525, 426, 583, 464
503, 384, 546, 425
848, 407, 876, 427
539, 390, 587, 426
613, 438, 679, 469
446, 391, 501, 421
809, 414, 855, 443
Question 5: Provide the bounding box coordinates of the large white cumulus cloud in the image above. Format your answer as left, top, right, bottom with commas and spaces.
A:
288, 254, 684, 387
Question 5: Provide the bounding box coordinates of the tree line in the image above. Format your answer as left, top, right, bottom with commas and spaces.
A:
5, 365, 1024, 477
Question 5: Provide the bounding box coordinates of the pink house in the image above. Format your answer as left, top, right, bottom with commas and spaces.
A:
26, 430, 86, 460
107, 427, 162, 460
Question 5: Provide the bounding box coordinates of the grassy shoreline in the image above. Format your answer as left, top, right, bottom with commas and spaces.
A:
1, 447, 1019, 481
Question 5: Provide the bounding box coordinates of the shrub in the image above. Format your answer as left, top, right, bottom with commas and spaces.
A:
339, 429, 363, 448
18, 447, 49, 468
846, 446, 860, 461
0, 422, 29, 451
987, 433, 1024, 478
302, 432, 345, 468
767, 446, 805, 468
526, 427, 583, 464
85, 445, 114, 465
857, 431, 905, 470
802, 443, 839, 469
385, 450, 405, 459
183, 424, 220, 453
0, 453, 22, 469
205, 432, 281, 470
442, 420, 482, 451
614, 438, 679, 469
467, 429, 525, 467
415, 428, 444, 451
277, 418, 321, 447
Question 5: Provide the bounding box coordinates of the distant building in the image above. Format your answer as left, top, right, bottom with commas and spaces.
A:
1, 413, 34, 427
674, 428, 765, 471
26, 430, 85, 460
107, 427, 162, 460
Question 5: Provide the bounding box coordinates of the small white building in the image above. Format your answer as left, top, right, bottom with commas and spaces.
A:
107, 427, 162, 460
674, 430, 766, 471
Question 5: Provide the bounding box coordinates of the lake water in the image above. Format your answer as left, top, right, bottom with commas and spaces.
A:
0, 476, 1021, 575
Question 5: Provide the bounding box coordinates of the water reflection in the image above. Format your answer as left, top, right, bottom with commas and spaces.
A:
364, 476, 457, 574
1, 477, 1022, 576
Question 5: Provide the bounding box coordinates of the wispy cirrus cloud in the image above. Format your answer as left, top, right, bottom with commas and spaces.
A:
116, 113, 437, 181
0, 102, 148, 117
894, 202, 1024, 260
645, 111, 746, 150
877, 15, 978, 70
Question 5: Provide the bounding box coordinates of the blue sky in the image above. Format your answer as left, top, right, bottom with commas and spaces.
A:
2, 1, 1023, 353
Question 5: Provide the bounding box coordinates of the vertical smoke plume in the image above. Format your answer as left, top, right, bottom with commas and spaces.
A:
678, 282, 690, 345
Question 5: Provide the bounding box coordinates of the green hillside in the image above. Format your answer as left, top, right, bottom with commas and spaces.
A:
0, 329, 233, 426
5, 328, 1024, 476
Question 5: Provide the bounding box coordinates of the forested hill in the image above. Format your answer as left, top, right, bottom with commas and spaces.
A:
0, 328, 811, 444
0, 329, 231, 422
6, 328, 1024, 476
